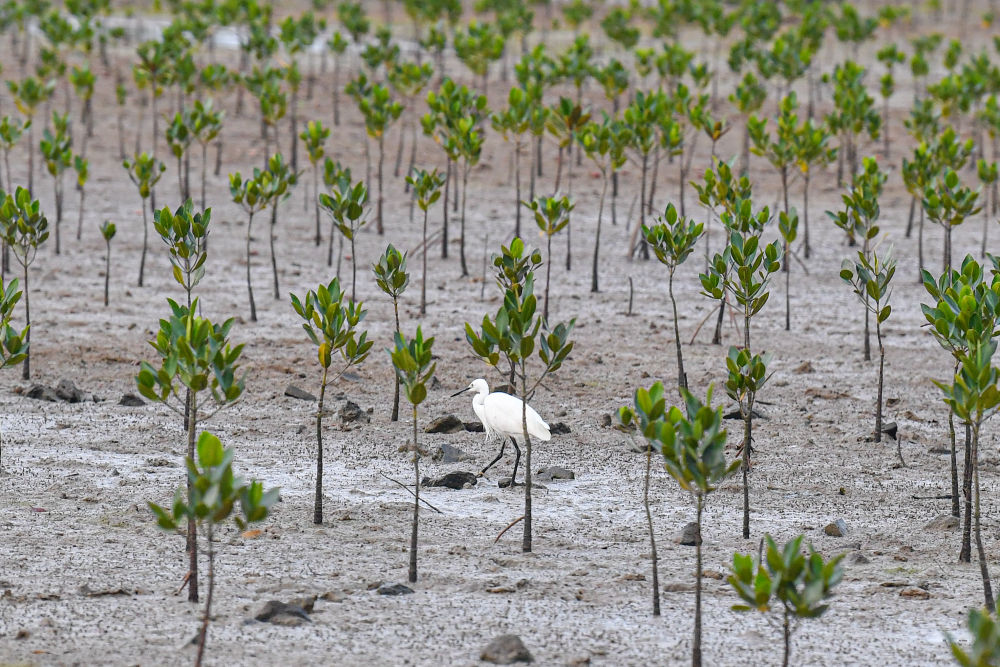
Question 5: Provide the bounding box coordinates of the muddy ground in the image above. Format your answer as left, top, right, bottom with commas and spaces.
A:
1, 6, 999, 666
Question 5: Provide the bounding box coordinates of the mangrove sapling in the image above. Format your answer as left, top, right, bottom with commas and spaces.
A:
133, 40, 173, 212
670, 85, 709, 219
136, 298, 246, 603
465, 238, 574, 552
748, 92, 798, 217
841, 246, 897, 447
935, 339, 1000, 613
72, 155, 87, 241
0, 116, 29, 194
826, 157, 886, 361
453, 105, 488, 278
624, 90, 666, 259
123, 152, 165, 287
405, 168, 444, 316
547, 97, 589, 201
373, 244, 409, 422
902, 143, 936, 278
729, 534, 845, 667
825, 61, 881, 185
924, 168, 981, 275
655, 385, 738, 665
644, 203, 704, 393
729, 72, 767, 177
491, 87, 532, 239
875, 44, 905, 158
115, 77, 126, 160
69, 64, 95, 149
99, 220, 115, 307
523, 195, 573, 324
579, 115, 630, 293
153, 199, 210, 310
290, 278, 373, 525
949, 608, 1000, 665
278, 14, 324, 170
793, 117, 837, 260
387, 61, 433, 185
454, 20, 504, 90
319, 177, 369, 302
7, 76, 54, 196
327, 32, 347, 127
0, 187, 47, 381
357, 84, 403, 236
229, 168, 268, 322
299, 120, 329, 246
617, 384, 667, 617
0, 271, 27, 468
39, 111, 71, 255
977, 160, 998, 259
778, 209, 799, 331
262, 153, 299, 301
390, 326, 435, 583
166, 109, 194, 202
149, 432, 277, 667
188, 99, 224, 211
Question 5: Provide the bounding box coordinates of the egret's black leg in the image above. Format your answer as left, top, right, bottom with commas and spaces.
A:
510, 437, 521, 484
478, 438, 507, 477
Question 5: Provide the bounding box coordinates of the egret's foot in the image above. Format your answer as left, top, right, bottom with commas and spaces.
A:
476, 471, 485, 478
498, 477, 523, 489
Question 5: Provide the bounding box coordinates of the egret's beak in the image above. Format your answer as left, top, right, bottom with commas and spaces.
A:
450, 386, 471, 397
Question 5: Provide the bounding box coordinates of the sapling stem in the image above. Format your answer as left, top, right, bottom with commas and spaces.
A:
408, 405, 419, 583
644, 441, 660, 616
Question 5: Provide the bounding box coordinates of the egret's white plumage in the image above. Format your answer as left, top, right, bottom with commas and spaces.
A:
452, 378, 551, 483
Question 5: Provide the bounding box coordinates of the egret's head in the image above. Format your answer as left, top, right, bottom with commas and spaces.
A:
470, 378, 489, 395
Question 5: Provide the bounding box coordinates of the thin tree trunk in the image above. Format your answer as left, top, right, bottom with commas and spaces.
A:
875, 320, 884, 442
949, 401, 959, 518
944, 225, 952, 274
918, 207, 925, 280
409, 406, 419, 583
392, 298, 400, 422
514, 142, 521, 238
394, 117, 405, 179
290, 88, 298, 173
314, 367, 327, 524
54, 179, 62, 254
214, 138, 223, 177
693, 495, 703, 667
782, 607, 791, 667
591, 173, 607, 293
972, 422, 996, 612
521, 373, 533, 553
377, 133, 385, 235
442, 159, 450, 259
194, 523, 214, 667
104, 241, 110, 306
459, 163, 469, 276
138, 199, 148, 286
544, 232, 552, 322
644, 442, 660, 616
742, 410, 751, 540
186, 390, 199, 603
785, 241, 791, 331
246, 210, 257, 322
421, 208, 428, 315
270, 204, 279, 299
333, 58, 341, 126
669, 269, 686, 392
21, 264, 29, 380
906, 195, 916, 238
350, 236, 357, 302
961, 422, 973, 563
313, 165, 321, 246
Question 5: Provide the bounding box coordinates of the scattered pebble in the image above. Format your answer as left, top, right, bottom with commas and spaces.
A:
481, 634, 533, 664
377, 583, 413, 596
425, 414, 465, 434
284, 384, 316, 401
676, 522, 701, 546
824, 519, 848, 537
421, 471, 477, 489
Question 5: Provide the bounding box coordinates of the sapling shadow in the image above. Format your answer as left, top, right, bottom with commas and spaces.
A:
405, 168, 444, 316
0, 187, 47, 380
136, 298, 245, 603
729, 534, 844, 667
99, 220, 115, 307
373, 244, 409, 422
149, 431, 277, 667
290, 278, 372, 524
123, 152, 165, 287
466, 238, 574, 552
841, 245, 896, 448
390, 326, 435, 583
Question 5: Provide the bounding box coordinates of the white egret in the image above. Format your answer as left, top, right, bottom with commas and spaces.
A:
451, 378, 551, 485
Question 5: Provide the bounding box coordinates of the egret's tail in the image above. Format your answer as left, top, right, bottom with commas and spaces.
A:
536, 420, 551, 442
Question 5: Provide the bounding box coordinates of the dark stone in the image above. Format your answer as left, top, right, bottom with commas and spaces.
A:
433, 443, 473, 463
26, 384, 59, 402
676, 522, 701, 546
465, 421, 485, 433
481, 634, 533, 664
340, 400, 369, 424
119, 393, 145, 407
425, 414, 465, 434
536, 466, 575, 481
55, 379, 87, 403
422, 471, 477, 489
882, 421, 898, 440
824, 519, 848, 537
284, 384, 316, 401
600, 414, 612, 428
550, 422, 571, 435
924, 514, 958, 530
376, 583, 414, 596
254, 600, 311, 625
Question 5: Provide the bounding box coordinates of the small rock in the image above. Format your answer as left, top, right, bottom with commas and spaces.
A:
287, 595, 316, 613
824, 519, 848, 537
425, 414, 465, 434
900, 587, 931, 600
549, 422, 571, 435
600, 414, 612, 428
846, 552, 870, 565
794, 361, 814, 374
433, 443, 473, 463
924, 514, 959, 530
119, 393, 145, 407
254, 600, 311, 625
421, 471, 477, 489
320, 590, 347, 603
377, 583, 413, 596
661, 581, 695, 593
535, 466, 575, 481
676, 522, 701, 546
26, 384, 59, 402
340, 400, 369, 424
882, 421, 898, 440
465, 421, 485, 433
55, 379, 87, 403
481, 634, 533, 664
284, 384, 316, 401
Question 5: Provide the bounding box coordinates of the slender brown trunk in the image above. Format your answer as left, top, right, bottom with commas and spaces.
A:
313, 165, 321, 246
521, 373, 533, 553
186, 390, 199, 603
459, 163, 469, 276
314, 367, 327, 524
246, 210, 257, 322
591, 173, 606, 293
742, 409, 751, 539
76, 187, 85, 241
692, 495, 703, 666
21, 264, 29, 380
409, 406, 419, 583
972, 422, 995, 612
803, 174, 811, 259
138, 199, 148, 287
376, 133, 385, 235
669, 270, 686, 392
782, 607, 791, 667
104, 241, 110, 307
350, 236, 357, 302
269, 203, 279, 300
544, 232, 552, 322
961, 422, 973, 563
420, 208, 428, 315
644, 442, 660, 616
906, 195, 916, 238
875, 320, 884, 443
194, 523, 214, 667
944, 225, 952, 274
949, 365, 960, 518
391, 299, 400, 422
514, 142, 521, 238
442, 159, 450, 259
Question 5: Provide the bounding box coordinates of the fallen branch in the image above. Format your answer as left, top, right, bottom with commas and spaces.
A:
494, 515, 525, 544
379, 472, 443, 514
